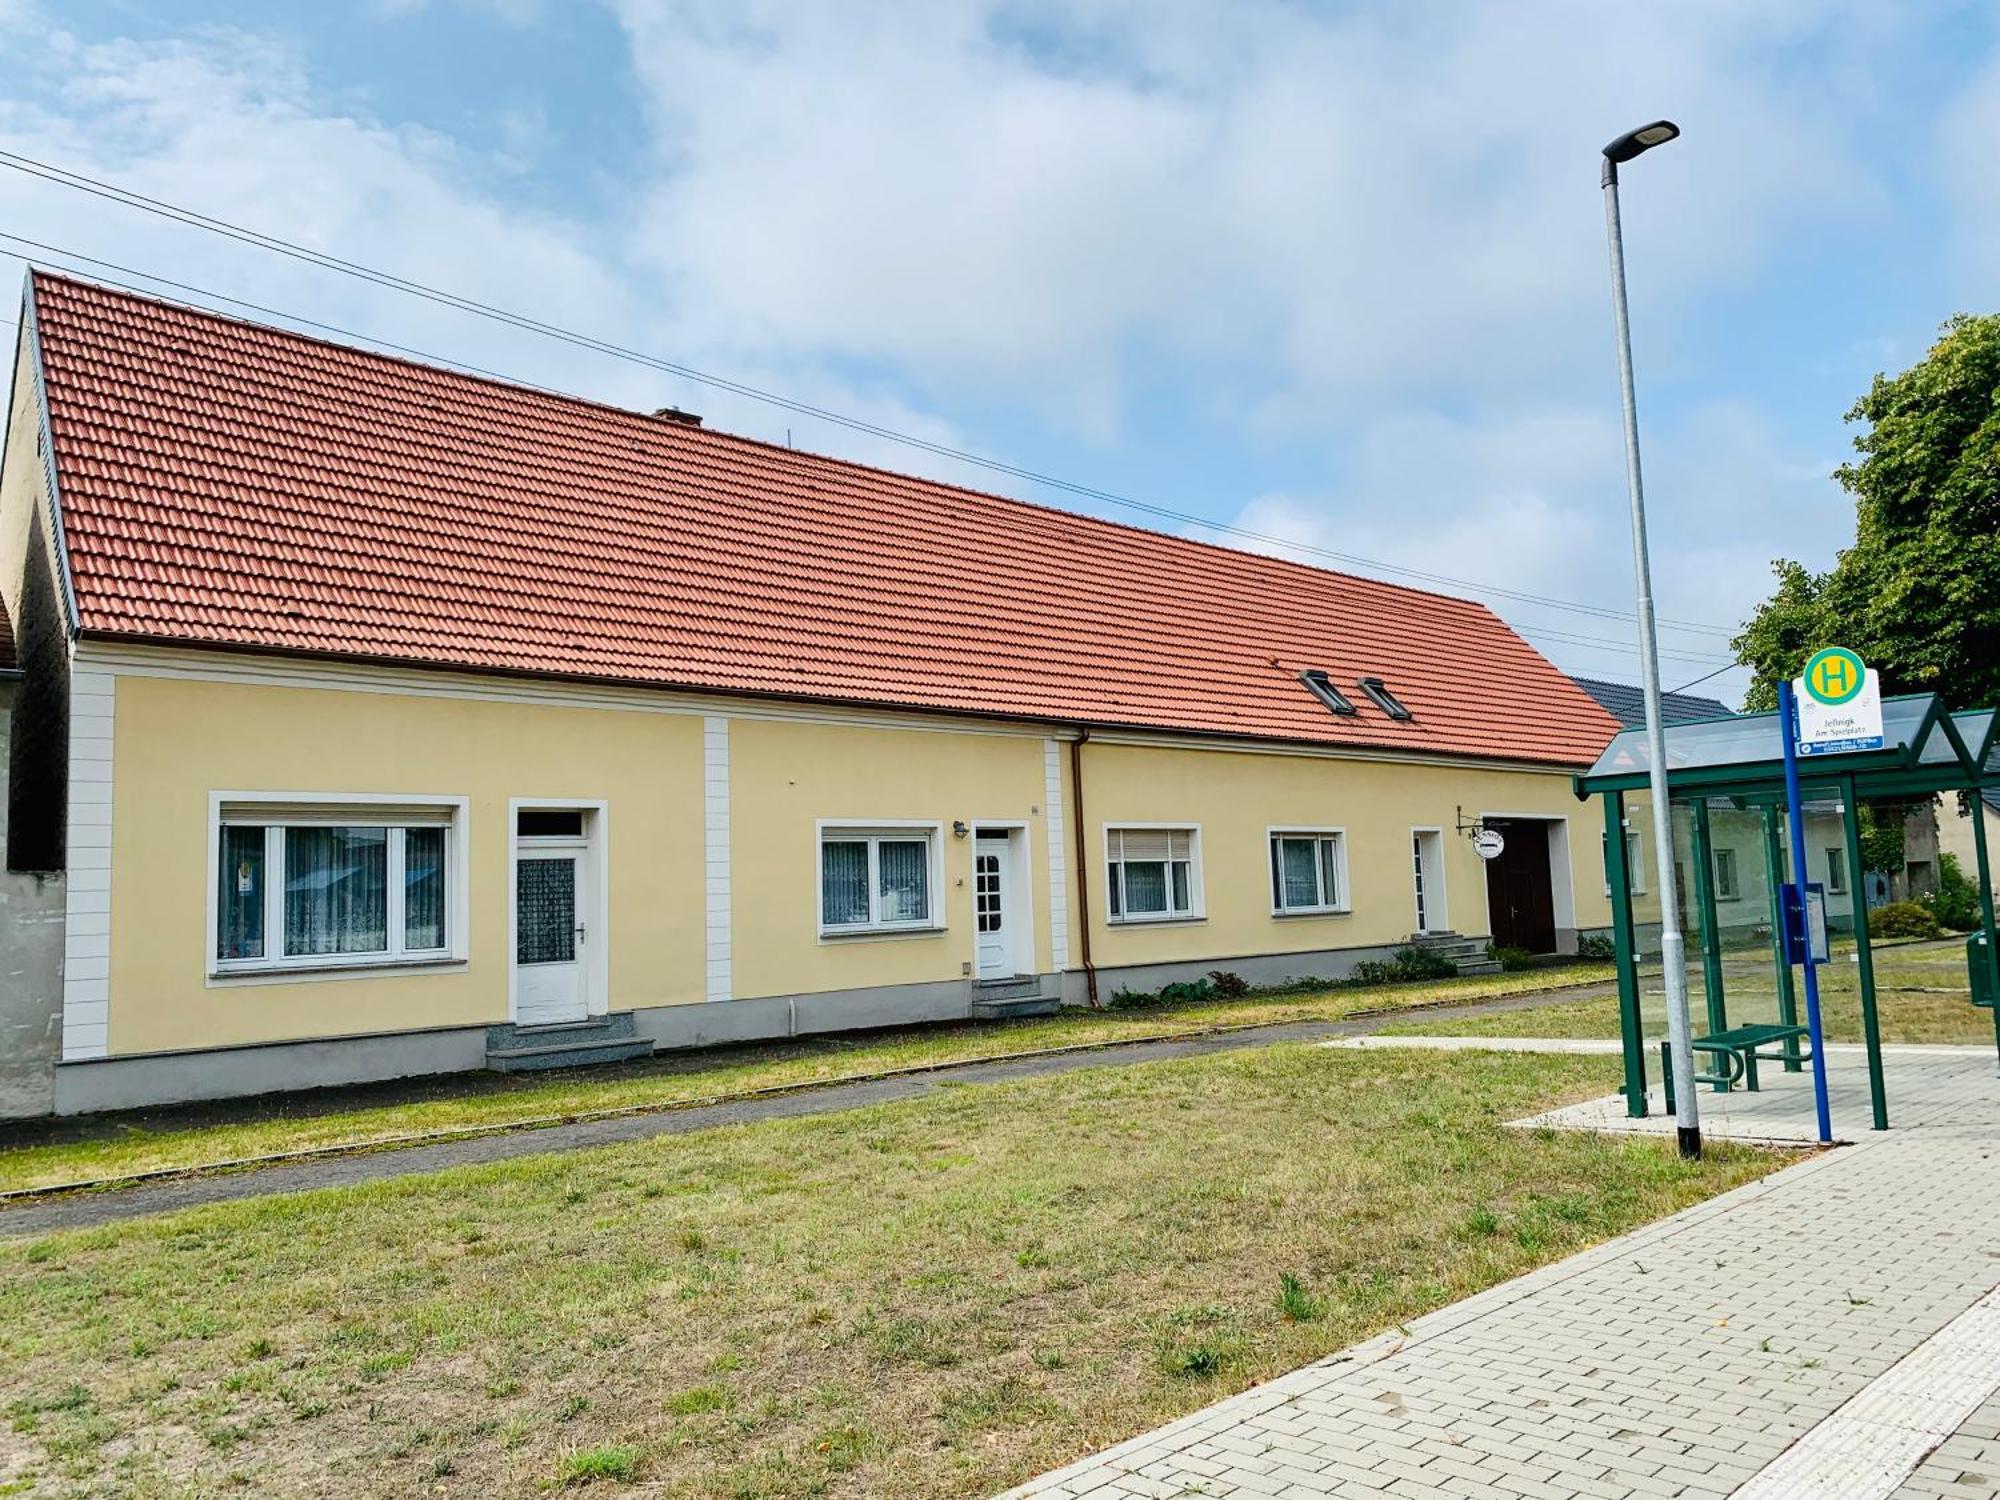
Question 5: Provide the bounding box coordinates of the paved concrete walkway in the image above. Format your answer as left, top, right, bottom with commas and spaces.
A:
1001, 1043, 2000, 1500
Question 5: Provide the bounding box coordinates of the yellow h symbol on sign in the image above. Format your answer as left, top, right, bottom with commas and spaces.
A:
1813, 655, 1853, 698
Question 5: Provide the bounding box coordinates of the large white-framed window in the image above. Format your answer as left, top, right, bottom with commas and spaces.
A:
817, 821, 944, 937
1105, 825, 1202, 923
1269, 827, 1348, 916
208, 794, 469, 978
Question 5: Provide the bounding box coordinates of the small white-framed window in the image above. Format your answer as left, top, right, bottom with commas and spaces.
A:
1605, 828, 1646, 896
1269, 828, 1348, 915
1714, 847, 1740, 901
818, 824, 942, 935
1105, 825, 1202, 923
211, 797, 466, 976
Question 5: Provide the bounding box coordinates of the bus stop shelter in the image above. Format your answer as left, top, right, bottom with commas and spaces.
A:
1575, 692, 2000, 1131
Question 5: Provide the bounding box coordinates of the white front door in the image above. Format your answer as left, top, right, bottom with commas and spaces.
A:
515, 850, 587, 1024
974, 837, 1013, 980
1412, 829, 1448, 934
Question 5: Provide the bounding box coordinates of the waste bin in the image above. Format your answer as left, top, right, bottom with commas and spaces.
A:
1973, 932, 1994, 1010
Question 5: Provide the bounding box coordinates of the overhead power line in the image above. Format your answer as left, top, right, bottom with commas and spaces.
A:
0, 232, 1740, 677
0, 147, 1746, 649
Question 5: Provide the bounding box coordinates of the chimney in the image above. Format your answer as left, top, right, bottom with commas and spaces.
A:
652, 406, 703, 427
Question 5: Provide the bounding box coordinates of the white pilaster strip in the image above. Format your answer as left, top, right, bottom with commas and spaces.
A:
1732, 1282, 2000, 1500
62, 667, 116, 1059
1043, 738, 1069, 971
702, 716, 731, 1002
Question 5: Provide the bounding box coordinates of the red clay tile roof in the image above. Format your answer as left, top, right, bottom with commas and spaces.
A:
28, 272, 1621, 766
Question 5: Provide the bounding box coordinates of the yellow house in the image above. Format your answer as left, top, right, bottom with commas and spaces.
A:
0, 273, 1623, 1115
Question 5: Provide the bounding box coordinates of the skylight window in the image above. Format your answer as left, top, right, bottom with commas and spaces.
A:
1358, 677, 1412, 720
1300, 670, 1356, 716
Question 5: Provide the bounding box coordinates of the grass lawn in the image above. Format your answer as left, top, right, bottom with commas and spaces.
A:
0, 1044, 1783, 1499
0, 965, 1612, 1195
1379, 938, 1995, 1046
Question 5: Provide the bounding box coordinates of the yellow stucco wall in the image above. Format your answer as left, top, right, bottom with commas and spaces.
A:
727, 718, 1052, 1000
100, 661, 1611, 1055
108, 671, 705, 1053
1082, 740, 1608, 970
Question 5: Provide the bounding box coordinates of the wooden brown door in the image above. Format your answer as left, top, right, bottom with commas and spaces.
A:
1484, 818, 1556, 953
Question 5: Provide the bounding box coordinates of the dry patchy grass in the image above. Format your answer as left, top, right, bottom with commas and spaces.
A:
0, 1043, 1782, 1499
0, 966, 1612, 1194
1381, 939, 1995, 1046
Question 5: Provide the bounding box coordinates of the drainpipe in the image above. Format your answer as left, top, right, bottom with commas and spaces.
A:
1068, 728, 1099, 1007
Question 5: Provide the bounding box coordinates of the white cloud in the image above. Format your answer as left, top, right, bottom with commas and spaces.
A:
611, 0, 1881, 428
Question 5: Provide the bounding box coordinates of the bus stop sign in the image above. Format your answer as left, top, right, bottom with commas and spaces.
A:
1796, 647, 1884, 756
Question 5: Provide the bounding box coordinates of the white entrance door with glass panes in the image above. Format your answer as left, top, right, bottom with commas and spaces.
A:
974, 836, 1013, 980
1412, 829, 1447, 934
514, 808, 592, 1026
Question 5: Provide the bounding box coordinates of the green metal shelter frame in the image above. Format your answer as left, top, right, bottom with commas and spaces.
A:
1575, 693, 2000, 1130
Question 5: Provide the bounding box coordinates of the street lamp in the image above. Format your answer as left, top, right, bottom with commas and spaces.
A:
1601, 118, 1701, 1160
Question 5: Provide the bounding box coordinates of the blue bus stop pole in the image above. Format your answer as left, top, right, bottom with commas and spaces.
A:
1780, 680, 1833, 1144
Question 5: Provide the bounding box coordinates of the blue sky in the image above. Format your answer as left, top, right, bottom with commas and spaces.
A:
4, 1, 1997, 706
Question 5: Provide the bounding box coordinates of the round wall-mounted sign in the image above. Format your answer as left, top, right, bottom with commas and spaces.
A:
1472, 828, 1506, 861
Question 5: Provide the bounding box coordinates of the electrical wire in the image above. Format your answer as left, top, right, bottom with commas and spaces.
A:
0, 233, 1740, 676
0, 147, 1745, 649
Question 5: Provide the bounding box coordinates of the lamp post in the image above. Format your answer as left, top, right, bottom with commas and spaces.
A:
1601, 118, 1701, 1160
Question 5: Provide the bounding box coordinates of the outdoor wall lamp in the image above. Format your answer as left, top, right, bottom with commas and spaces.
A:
952, 821, 969, 839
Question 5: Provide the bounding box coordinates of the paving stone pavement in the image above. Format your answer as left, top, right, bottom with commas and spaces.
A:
999, 1046, 2000, 1500
1893, 1389, 2000, 1500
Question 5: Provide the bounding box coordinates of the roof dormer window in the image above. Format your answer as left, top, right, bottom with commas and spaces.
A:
1300, 670, 1356, 716
1358, 677, 1412, 720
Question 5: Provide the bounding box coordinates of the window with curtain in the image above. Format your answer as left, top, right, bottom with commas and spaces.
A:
215, 805, 457, 972
1269, 831, 1344, 914
1106, 827, 1199, 921
819, 828, 937, 933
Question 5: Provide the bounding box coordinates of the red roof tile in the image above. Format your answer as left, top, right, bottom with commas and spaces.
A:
28, 272, 1622, 766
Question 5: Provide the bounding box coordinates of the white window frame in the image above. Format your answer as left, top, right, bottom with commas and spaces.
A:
1714, 846, 1741, 902
1268, 826, 1350, 917
206, 792, 470, 984
1825, 846, 1848, 895
816, 820, 946, 939
1606, 827, 1646, 896
1103, 823, 1204, 925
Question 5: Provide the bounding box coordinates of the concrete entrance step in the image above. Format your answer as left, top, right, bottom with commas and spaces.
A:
484, 1014, 654, 1073
971, 992, 1062, 1020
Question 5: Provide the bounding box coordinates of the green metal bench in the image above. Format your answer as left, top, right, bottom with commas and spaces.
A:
1661, 1023, 1813, 1111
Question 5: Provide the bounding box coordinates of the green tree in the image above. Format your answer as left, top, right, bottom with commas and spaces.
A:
1735, 313, 2000, 712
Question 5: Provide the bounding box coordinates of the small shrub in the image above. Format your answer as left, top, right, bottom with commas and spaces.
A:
1157, 979, 1216, 1005
1347, 960, 1398, 986
1389, 945, 1457, 980
1929, 853, 1981, 931
558, 1445, 639, 1485
1106, 987, 1154, 1009
1275, 1273, 1324, 1323
1488, 944, 1536, 972
1206, 969, 1250, 998
1869, 901, 1940, 940
1576, 933, 1616, 960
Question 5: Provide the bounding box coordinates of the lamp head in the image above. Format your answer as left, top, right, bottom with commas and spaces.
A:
1603, 120, 1680, 164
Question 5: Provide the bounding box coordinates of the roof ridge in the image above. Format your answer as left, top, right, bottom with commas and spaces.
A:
26, 268, 1626, 764
27, 269, 1508, 622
